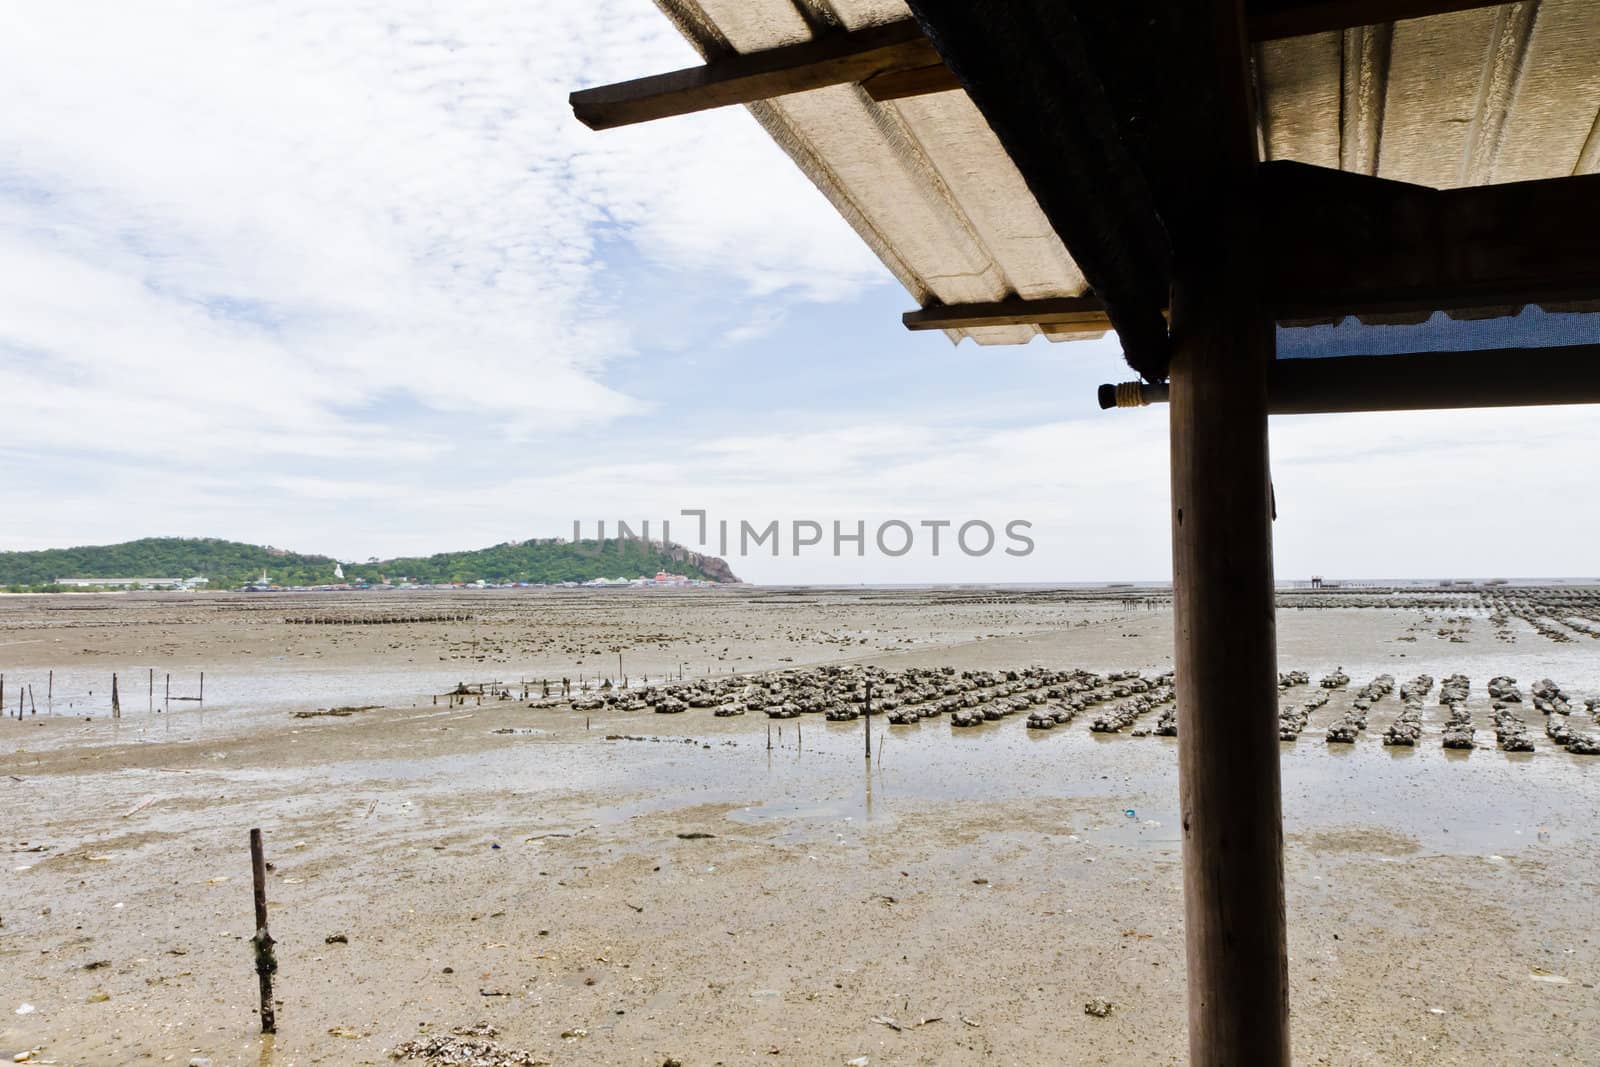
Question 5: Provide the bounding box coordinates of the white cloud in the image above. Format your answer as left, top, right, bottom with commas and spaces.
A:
0, 0, 889, 472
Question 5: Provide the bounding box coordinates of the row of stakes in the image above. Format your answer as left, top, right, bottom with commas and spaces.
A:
1, 670, 203, 719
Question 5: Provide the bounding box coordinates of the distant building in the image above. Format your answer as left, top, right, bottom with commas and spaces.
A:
54, 576, 202, 590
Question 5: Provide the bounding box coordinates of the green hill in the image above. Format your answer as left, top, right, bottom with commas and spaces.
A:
344, 538, 738, 586
0, 536, 739, 591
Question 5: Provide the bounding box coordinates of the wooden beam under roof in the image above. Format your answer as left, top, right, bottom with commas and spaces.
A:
1258, 163, 1600, 319
571, 2, 1510, 130
1267, 344, 1600, 412
569, 20, 938, 130
1101, 344, 1600, 414
901, 295, 1113, 333
906, 165, 1600, 334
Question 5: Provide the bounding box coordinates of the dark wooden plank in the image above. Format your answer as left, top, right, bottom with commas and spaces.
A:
569, 20, 939, 130
1269, 345, 1600, 412
861, 62, 961, 101
1248, 0, 1508, 40
1261, 163, 1600, 320
901, 295, 1112, 332
1103, 344, 1600, 412
904, 1, 1172, 380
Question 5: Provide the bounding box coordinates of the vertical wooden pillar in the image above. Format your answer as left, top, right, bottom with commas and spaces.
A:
1168, 1, 1289, 1061
1170, 259, 1287, 1064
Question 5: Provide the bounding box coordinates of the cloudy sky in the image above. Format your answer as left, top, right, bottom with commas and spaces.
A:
3, 1, 1596, 583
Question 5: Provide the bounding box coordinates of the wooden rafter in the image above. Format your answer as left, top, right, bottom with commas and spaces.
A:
860, 63, 959, 103
901, 295, 1113, 333
571, 2, 1511, 130
1268, 345, 1600, 413
905, 166, 1600, 334
1259, 163, 1600, 320
569, 20, 939, 130
1102, 344, 1600, 414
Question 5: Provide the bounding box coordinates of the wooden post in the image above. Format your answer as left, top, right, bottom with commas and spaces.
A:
249, 828, 277, 1033
112, 673, 120, 718
149, 668, 154, 714
199, 672, 205, 703
48, 670, 52, 712
1168, 4, 1288, 1059
28, 686, 36, 716
864, 681, 872, 761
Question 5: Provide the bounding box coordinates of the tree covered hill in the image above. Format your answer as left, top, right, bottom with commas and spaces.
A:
343, 538, 738, 586
0, 536, 739, 590
0, 538, 339, 588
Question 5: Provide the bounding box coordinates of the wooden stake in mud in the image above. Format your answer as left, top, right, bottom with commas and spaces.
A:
249, 828, 277, 1033
111, 673, 121, 718
165, 674, 171, 710
864, 681, 872, 761
29, 685, 36, 716
199, 672, 205, 703
149, 668, 154, 714
48, 669, 53, 712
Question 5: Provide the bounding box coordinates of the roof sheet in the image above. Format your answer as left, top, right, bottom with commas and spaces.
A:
654, 1, 1600, 346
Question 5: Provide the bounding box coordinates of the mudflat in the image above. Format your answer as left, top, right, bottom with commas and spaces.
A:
1, 586, 1597, 1065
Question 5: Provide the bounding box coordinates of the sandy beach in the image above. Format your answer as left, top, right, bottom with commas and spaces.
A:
2, 586, 1598, 1065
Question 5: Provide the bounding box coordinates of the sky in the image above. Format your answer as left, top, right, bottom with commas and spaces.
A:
2, 1, 1596, 584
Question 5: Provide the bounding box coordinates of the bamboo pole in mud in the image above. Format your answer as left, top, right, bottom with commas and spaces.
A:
112, 673, 120, 718
1, 675, 5, 718
199, 672, 204, 703
48, 669, 53, 712
165, 674, 171, 710
249, 828, 277, 1033
29, 686, 36, 716
149, 669, 154, 714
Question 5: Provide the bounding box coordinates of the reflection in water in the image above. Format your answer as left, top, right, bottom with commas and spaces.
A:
258, 1032, 276, 1067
